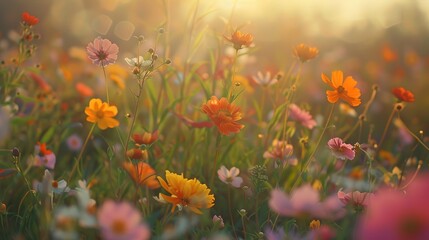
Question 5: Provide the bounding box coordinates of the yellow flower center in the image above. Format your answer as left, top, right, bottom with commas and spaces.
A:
111, 219, 127, 235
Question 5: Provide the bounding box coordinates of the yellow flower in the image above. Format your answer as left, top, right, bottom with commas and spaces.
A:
225, 30, 253, 50
293, 43, 319, 62
157, 170, 215, 214
106, 64, 128, 90
84, 98, 119, 130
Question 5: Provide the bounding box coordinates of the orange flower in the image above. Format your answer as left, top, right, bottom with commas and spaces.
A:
123, 162, 160, 189
84, 98, 119, 130
132, 130, 159, 145
21, 12, 39, 26
392, 87, 415, 103
201, 96, 244, 135
293, 44, 319, 62
225, 30, 253, 50
157, 171, 215, 214
75, 82, 94, 97
321, 70, 361, 107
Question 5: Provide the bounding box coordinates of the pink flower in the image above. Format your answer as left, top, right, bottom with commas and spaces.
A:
212, 215, 224, 228
289, 104, 317, 129
66, 134, 82, 152
356, 175, 429, 240
32, 142, 56, 169
263, 139, 297, 166
217, 166, 243, 188
338, 190, 374, 210
98, 200, 150, 240
269, 185, 345, 220
327, 137, 355, 160
86, 37, 119, 66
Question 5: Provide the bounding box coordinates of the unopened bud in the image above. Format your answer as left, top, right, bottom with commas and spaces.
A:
239, 209, 247, 217
158, 28, 165, 34
152, 54, 158, 61
12, 147, 20, 158
165, 59, 171, 64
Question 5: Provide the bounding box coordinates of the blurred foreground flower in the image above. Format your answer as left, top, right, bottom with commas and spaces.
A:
85, 98, 119, 130
293, 43, 319, 62
217, 166, 243, 188
225, 30, 253, 50
327, 137, 355, 160
21, 12, 39, 26
269, 185, 345, 220
98, 200, 150, 240
289, 104, 317, 129
86, 37, 119, 66
392, 87, 415, 103
157, 170, 215, 214
123, 162, 160, 189
32, 142, 56, 169
201, 96, 244, 135
356, 175, 429, 240
322, 70, 361, 107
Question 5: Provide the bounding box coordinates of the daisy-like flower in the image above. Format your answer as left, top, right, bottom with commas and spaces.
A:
321, 70, 361, 107
86, 37, 119, 66
123, 162, 160, 189
84, 98, 119, 130
34, 170, 70, 195
293, 43, 319, 62
132, 130, 159, 145
98, 200, 151, 240
124, 56, 152, 68
225, 30, 253, 50
217, 166, 243, 188
201, 96, 244, 135
327, 137, 355, 160
288, 104, 317, 129
252, 71, 278, 87
22, 12, 39, 26
32, 142, 56, 169
392, 87, 415, 103
157, 170, 215, 214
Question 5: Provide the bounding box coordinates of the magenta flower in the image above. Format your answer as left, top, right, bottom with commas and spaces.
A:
269, 185, 345, 220
32, 142, 56, 169
338, 190, 374, 210
327, 137, 355, 160
86, 37, 119, 66
98, 200, 150, 240
217, 166, 243, 188
263, 139, 297, 166
289, 104, 317, 129
356, 175, 429, 240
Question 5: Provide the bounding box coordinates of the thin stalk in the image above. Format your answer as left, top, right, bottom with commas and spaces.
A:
210, 132, 222, 185
68, 124, 96, 183
378, 105, 396, 151
228, 187, 238, 239
102, 65, 110, 103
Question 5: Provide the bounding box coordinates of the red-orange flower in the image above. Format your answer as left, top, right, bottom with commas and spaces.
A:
201, 96, 244, 135
123, 162, 160, 189
293, 44, 319, 62
132, 130, 159, 145
321, 70, 361, 107
225, 30, 253, 50
21, 12, 39, 26
392, 87, 415, 103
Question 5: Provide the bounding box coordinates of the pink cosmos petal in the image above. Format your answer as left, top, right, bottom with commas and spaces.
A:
289, 104, 317, 129
269, 188, 294, 216
229, 167, 240, 177
231, 177, 243, 188
328, 137, 355, 160
86, 37, 119, 67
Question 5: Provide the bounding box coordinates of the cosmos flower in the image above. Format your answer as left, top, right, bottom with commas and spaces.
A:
201, 96, 244, 135
263, 139, 297, 166
66, 134, 83, 152
84, 98, 119, 130
321, 70, 361, 107
293, 43, 319, 62
157, 170, 215, 214
269, 185, 345, 220
327, 137, 355, 160
98, 200, 150, 240
392, 87, 415, 103
225, 30, 253, 50
288, 104, 317, 129
123, 162, 160, 189
337, 190, 374, 210
356, 175, 429, 240
32, 142, 56, 169
86, 37, 119, 66
75, 82, 94, 97
132, 130, 159, 145
124, 56, 152, 68
252, 71, 278, 87
21, 12, 39, 26
217, 166, 243, 188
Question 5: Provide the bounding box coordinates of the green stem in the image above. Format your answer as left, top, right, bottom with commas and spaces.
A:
68, 124, 96, 183
102, 65, 110, 103
228, 187, 238, 239
378, 105, 396, 151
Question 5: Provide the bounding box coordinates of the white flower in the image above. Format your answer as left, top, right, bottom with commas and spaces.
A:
124, 56, 151, 67
217, 166, 243, 188
252, 71, 278, 87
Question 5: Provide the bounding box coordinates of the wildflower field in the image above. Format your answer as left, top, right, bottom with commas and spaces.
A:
2, 1, 429, 239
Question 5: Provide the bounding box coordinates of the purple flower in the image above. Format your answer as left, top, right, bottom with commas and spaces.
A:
269, 185, 345, 220
327, 137, 355, 160
264, 227, 285, 240
86, 37, 119, 66
289, 104, 317, 129
217, 166, 243, 188
98, 200, 150, 240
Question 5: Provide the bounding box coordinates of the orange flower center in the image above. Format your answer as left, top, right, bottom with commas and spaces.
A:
111, 219, 127, 235
337, 86, 345, 94
96, 110, 104, 119
52, 180, 59, 188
